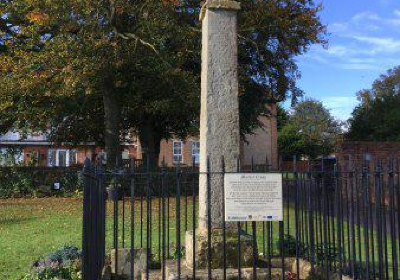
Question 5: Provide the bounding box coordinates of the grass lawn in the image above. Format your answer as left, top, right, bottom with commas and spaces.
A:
1, 197, 399, 280
0, 196, 196, 280
0, 198, 83, 280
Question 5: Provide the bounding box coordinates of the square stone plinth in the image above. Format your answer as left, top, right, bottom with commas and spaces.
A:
185, 229, 256, 269
110, 248, 147, 280
165, 260, 282, 280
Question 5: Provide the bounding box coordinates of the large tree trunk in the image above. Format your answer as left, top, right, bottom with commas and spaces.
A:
103, 78, 121, 169
138, 119, 161, 171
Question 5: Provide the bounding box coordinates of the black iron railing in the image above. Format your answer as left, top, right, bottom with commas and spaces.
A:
82, 157, 400, 280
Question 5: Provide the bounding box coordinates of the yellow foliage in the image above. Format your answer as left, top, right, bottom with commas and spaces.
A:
26, 12, 49, 24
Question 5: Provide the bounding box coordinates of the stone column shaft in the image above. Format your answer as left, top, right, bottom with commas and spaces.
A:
198, 1, 241, 233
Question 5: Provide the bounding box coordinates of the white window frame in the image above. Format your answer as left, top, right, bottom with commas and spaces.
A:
57, 149, 68, 167
173, 141, 183, 164
48, 149, 77, 167
48, 149, 57, 167
192, 141, 200, 164
69, 149, 77, 166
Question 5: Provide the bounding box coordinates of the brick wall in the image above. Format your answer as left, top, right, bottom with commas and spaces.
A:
240, 103, 278, 170
20, 145, 137, 167
336, 140, 400, 170
135, 104, 279, 168
158, 137, 200, 166
24, 147, 48, 166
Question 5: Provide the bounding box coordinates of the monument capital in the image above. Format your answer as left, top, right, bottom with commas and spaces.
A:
200, 0, 240, 21
206, 0, 241, 11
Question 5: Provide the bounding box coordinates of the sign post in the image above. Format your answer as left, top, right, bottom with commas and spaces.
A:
224, 173, 283, 222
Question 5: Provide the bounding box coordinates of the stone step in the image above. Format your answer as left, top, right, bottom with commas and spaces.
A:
141, 270, 163, 280
164, 261, 283, 280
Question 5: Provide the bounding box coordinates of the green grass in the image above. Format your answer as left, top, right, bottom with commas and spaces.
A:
0, 197, 196, 280
0, 198, 83, 280
1, 197, 399, 280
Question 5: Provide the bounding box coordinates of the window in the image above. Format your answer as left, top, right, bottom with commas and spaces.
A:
173, 141, 183, 164
70, 150, 77, 166
192, 141, 200, 164
122, 149, 130, 160
58, 150, 67, 167
48, 149, 57, 167
364, 153, 372, 161
47, 149, 77, 167
29, 151, 40, 165
0, 148, 22, 166
0, 148, 7, 166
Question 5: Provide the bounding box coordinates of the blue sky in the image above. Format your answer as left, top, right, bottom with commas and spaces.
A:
294, 0, 400, 121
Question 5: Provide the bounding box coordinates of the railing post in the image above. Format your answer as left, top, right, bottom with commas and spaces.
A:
175, 159, 182, 279
161, 159, 167, 280
82, 158, 91, 280
222, 156, 227, 280
236, 157, 242, 280
388, 158, 398, 280
129, 158, 136, 280
375, 160, 384, 280
293, 155, 300, 280
362, 161, 370, 280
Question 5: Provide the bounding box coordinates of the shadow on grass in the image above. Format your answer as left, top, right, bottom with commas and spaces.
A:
0, 216, 39, 226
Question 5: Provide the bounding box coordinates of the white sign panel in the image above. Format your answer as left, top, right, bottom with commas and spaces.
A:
224, 173, 283, 222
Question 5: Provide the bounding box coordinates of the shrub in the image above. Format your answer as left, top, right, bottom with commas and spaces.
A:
277, 234, 305, 257
21, 246, 82, 280
341, 261, 380, 280
21, 266, 81, 280
0, 167, 34, 197
0, 167, 82, 198
315, 243, 340, 264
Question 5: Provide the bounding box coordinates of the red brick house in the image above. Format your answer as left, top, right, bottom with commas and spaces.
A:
138, 104, 279, 170
1, 104, 278, 168
335, 140, 400, 170
0, 131, 137, 167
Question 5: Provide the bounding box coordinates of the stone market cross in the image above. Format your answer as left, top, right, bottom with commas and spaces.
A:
185, 0, 256, 269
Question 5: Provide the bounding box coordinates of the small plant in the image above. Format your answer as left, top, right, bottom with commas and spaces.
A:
315, 243, 340, 264
277, 234, 305, 257
74, 189, 84, 198
21, 246, 82, 280
341, 261, 380, 280
170, 245, 186, 260
22, 265, 81, 280
285, 271, 297, 280
306, 271, 325, 280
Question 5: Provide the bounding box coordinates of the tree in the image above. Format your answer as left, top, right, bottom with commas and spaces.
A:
1, 0, 200, 168
0, 0, 326, 167
279, 99, 342, 159
276, 104, 288, 131
347, 66, 400, 141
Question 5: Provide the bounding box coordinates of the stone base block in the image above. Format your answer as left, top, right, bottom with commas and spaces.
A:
165, 260, 282, 280
185, 229, 256, 269
110, 248, 147, 280
291, 259, 353, 280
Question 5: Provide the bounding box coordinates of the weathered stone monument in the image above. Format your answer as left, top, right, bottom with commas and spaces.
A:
198, 0, 241, 233
185, 0, 255, 269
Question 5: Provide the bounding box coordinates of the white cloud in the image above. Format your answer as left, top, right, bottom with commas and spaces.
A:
352, 12, 380, 22
326, 45, 348, 57
352, 35, 400, 53
320, 96, 359, 121
344, 11, 400, 29
330, 23, 348, 33
339, 63, 379, 70
347, 58, 377, 64
311, 10, 400, 71
388, 18, 400, 26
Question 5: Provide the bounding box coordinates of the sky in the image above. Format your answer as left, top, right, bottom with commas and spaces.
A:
294, 0, 400, 121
